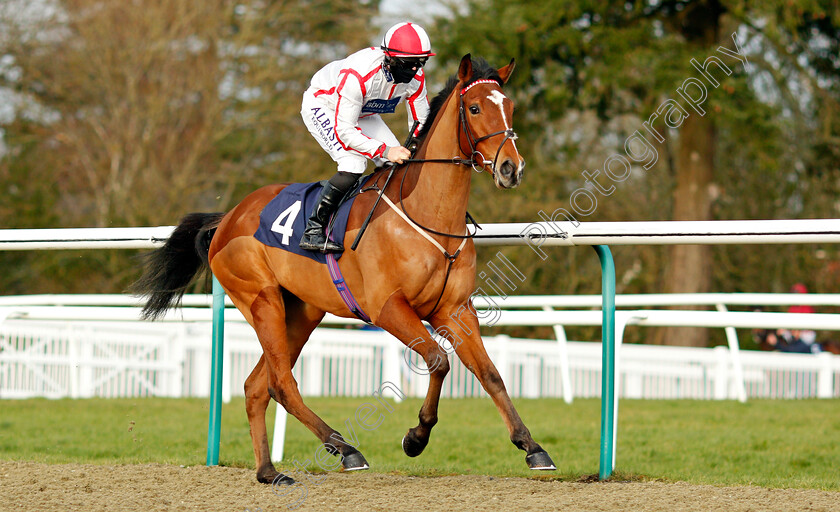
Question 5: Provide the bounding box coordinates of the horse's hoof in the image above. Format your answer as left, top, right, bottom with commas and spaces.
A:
271, 473, 295, 486
341, 451, 369, 471
526, 450, 556, 470
401, 431, 429, 457
257, 469, 294, 485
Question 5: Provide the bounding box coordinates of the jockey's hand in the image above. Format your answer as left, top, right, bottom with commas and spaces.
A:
407, 137, 419, 156
385, 145, 411, 164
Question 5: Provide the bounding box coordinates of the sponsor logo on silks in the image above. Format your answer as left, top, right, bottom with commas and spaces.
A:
383, 66, 394, 83
362, 97, 402, 114
311, 107, 331, 128
310, 107, 341, 149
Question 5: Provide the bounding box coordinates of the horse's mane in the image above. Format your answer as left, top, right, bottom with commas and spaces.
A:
416, 57, 503, 141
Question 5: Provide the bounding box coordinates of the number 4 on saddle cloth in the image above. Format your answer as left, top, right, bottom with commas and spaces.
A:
254, 176, 371, 263
253, 175, 374, 322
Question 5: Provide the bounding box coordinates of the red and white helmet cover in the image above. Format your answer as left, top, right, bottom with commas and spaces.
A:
381, 22, 435, 57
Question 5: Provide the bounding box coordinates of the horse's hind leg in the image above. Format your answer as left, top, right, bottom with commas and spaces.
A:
248, 285, 369, 471
244, 356, 290, 484
376, 293, 450, 457
245, 295, 324, 484
431, 306, 555, 470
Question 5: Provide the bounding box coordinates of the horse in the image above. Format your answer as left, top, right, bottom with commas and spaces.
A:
131, 54, 555, 485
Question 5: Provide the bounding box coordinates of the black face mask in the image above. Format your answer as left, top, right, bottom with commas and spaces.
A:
386, 57, 427, 84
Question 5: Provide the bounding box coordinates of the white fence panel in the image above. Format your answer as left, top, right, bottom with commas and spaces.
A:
0, 321, 183, 398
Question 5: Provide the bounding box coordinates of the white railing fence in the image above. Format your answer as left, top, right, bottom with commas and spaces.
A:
2, 295, 839, 402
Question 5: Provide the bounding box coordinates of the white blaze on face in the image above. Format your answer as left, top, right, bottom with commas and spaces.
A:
487, 89, 520, 157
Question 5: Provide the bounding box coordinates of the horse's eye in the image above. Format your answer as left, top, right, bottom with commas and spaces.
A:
469, 105, 480, 115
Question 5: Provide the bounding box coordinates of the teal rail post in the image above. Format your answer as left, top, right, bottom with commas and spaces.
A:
206, 275, 225, 466
593, 245, 616, 480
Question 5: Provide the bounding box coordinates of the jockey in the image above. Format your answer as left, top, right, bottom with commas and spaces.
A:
299, 22, 434, 253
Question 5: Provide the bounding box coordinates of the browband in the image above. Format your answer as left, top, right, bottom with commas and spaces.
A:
460, 79, 501, 95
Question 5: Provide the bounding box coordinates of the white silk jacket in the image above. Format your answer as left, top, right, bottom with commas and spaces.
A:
306, 47, 431, 159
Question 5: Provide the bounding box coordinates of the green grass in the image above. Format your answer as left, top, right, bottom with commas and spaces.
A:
1, 397, 838, 490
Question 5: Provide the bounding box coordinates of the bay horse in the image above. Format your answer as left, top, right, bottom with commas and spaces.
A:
132, 54, 555, 484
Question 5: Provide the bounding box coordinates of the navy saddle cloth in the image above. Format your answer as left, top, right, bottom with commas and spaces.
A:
253, 176, 370, 264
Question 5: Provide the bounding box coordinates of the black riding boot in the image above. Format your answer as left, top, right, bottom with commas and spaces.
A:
299, 173, 355, 253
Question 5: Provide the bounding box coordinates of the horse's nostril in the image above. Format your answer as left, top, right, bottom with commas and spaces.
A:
500, 160, 515, 178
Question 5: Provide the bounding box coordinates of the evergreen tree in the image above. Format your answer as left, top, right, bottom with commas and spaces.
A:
429, 0, 840, 346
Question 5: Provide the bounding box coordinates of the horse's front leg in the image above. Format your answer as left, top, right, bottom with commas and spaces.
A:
431, 306, 556, 470
376, 293, 450, 457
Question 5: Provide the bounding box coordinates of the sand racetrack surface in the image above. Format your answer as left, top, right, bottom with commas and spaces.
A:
2, 461, 839, 511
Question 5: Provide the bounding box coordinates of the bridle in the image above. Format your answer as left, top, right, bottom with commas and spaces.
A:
399, 79, 518, 175
456, 79, 519, 174
395, 78, 519, 240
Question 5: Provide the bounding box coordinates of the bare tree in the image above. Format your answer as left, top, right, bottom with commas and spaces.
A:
0, 0, 379, 292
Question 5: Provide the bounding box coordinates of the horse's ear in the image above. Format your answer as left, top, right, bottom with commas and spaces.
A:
497, 58, 516, 84
458, 54, 473, 82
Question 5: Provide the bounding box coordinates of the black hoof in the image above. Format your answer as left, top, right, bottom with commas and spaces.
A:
526, 450, 556, 470
341, 451, 369, 471
402, 430, 429, 457
271, 473, 295, 486
257, 468, 294, 485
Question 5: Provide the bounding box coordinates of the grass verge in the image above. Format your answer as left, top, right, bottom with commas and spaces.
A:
0, 396, 837, 490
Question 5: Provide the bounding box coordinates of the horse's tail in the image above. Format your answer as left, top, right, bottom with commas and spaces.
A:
130, 212, 225, 320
